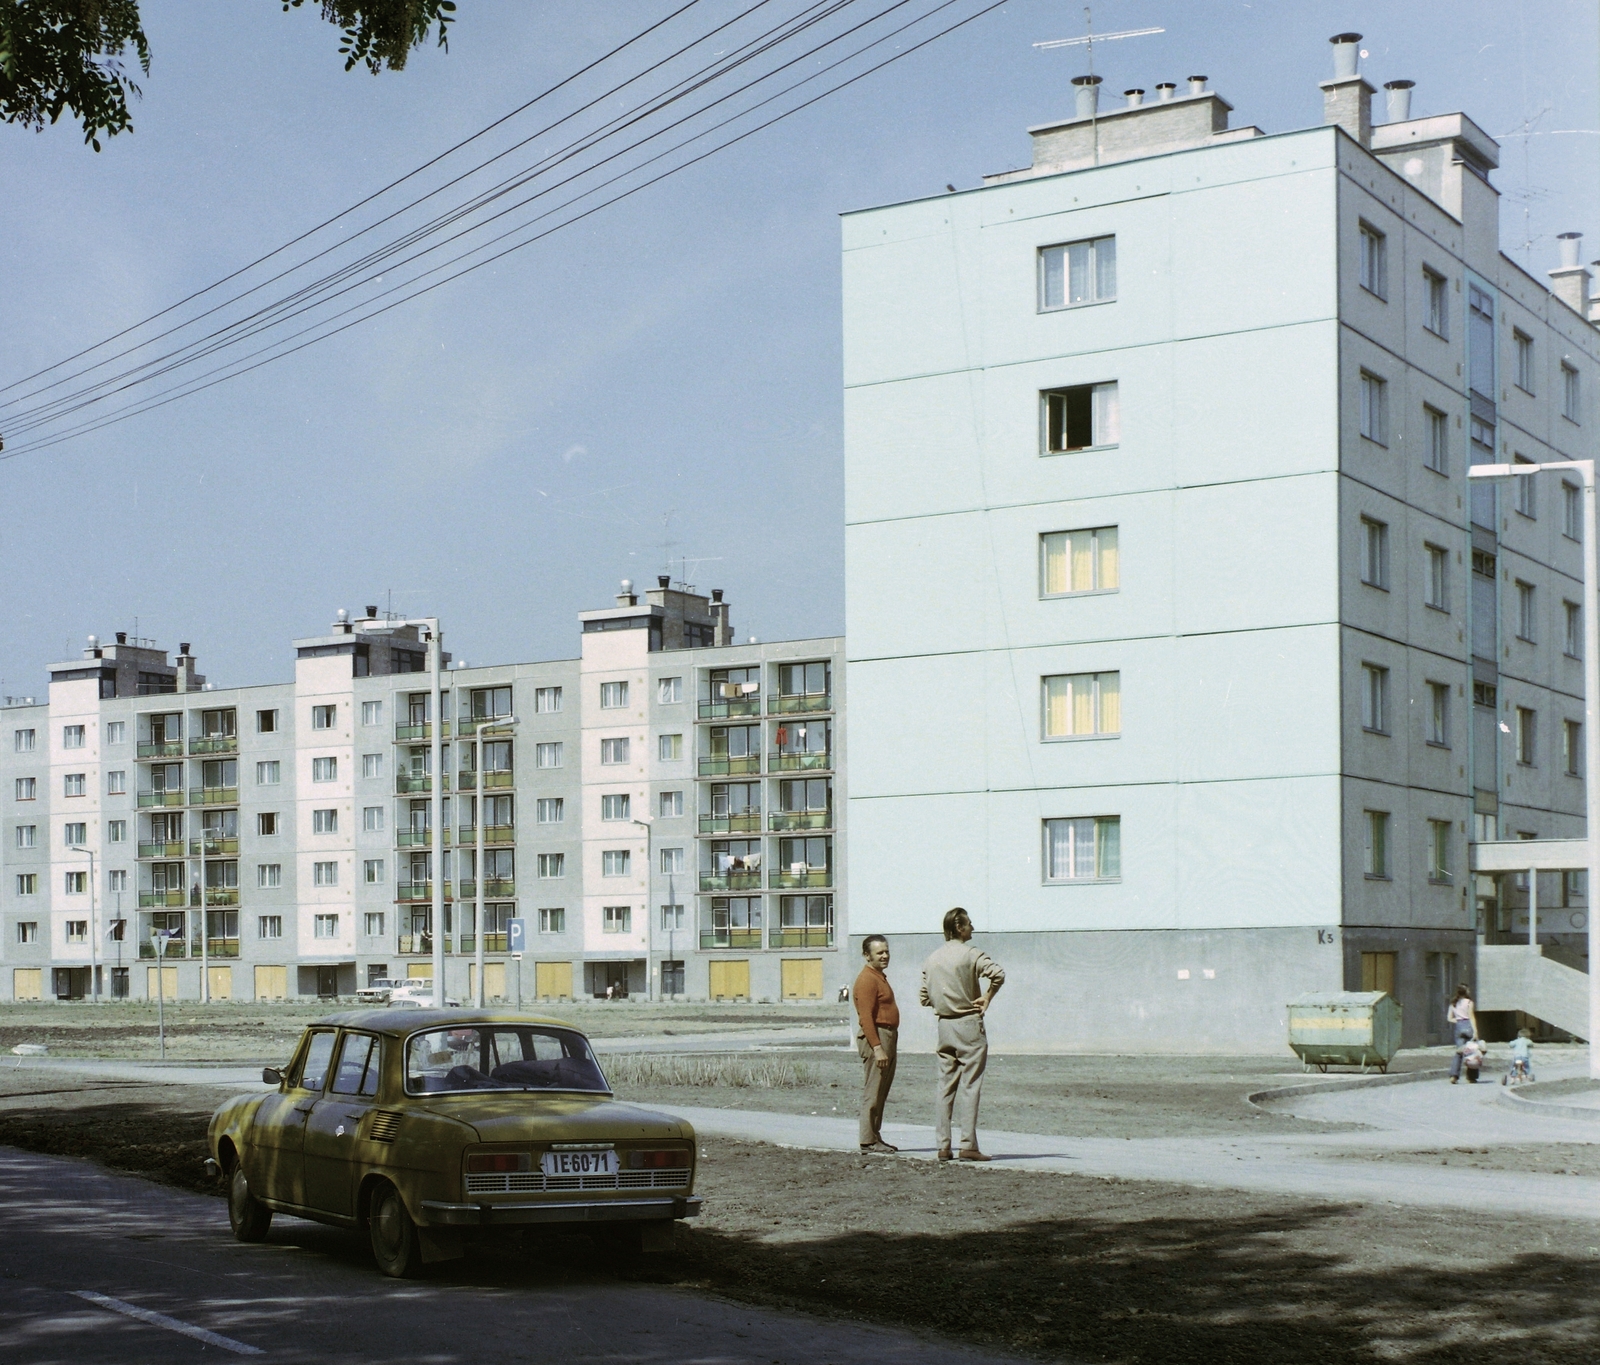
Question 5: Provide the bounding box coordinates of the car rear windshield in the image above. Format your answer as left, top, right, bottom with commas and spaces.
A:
404, 1026, 610, 1094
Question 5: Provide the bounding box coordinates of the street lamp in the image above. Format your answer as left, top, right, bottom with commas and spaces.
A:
1468, 459, 1600, 1074
66, 844, 99, 1004
467, 714, 517, 1008
632, 818, 654, 1001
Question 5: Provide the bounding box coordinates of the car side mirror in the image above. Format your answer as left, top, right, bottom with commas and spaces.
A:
262, 1067, 283, 1086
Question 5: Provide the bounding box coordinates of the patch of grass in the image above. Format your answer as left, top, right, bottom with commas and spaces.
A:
603, 1053, 817, 1089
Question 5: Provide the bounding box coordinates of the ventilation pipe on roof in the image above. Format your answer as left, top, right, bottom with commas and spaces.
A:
1123, 88, 1144, 107
1072, 74, 1102, 118
1330, 32, 1361, 78
1187, 75, 1207, 95
1154, 82, 1176, 101
1383, 79, 1414, 122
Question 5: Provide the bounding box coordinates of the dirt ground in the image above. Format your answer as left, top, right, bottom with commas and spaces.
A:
0, 1077, 1596, 1363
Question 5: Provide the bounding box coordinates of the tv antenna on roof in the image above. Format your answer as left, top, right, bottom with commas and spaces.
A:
1034, 9, 1164, 166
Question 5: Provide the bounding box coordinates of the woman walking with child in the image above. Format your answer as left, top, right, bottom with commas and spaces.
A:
1447, 984, 1479, 1085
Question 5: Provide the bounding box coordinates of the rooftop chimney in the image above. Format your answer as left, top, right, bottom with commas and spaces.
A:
1383, 79, 1414, 122
1071, 74, 1102, 119
711, 588, 724, 602
1549, 232, 1592, 317
658, 575, 671, 589
1186, 75, 1207, 95
365, 605, 378, 618
616, 578, 638, 607
115, 631, 127, 644
1154, 82, 1176, 101
1319, 32, 1374, 148
1124, 88, 1145, 108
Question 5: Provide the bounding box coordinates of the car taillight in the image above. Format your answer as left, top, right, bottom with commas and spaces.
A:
466, 1152, 530, 1173
627, 1149, 690, 1169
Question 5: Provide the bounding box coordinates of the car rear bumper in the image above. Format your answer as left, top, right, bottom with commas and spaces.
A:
419, 1195, 702, 1227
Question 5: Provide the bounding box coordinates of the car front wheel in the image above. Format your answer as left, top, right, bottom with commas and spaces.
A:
368, 1181, 422, 1278
228, 1165, 272, 1242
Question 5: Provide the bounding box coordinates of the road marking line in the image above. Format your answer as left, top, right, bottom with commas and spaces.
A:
71, 1290, 265, 1356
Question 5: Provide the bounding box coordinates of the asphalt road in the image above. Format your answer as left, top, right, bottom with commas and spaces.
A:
0, 1146, 1027, 1365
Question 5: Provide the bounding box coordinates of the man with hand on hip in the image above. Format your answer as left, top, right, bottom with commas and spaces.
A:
853, 935, 899, 1154
920, 907, 1004, 1162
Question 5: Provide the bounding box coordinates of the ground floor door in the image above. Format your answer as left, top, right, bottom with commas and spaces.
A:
468, 961, 506, 1002
254, 964, 287, 1000
146, 966, 179, 1001
1360, 952, 1397, 996
316, 966, 338, 999
110, 967, 129, 999
13, 969, 41, 1001
208, 966, 233, 1000
709, 959, 750, 1001
534, 961, 573, 1000
52, 968, 90, 1000
1424, 951, 1458, 1045
780, 958, 824, 1000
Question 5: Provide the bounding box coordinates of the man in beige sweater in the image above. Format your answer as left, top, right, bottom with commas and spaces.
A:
919, 907, 1004, 1161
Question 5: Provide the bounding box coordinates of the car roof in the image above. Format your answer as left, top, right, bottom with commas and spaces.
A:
309, 1008, 586, 1039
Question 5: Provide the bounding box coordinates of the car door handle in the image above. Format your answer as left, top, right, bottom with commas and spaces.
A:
294, 1103, 316, 1114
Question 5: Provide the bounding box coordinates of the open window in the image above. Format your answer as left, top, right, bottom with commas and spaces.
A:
1042, 382, 1118, 453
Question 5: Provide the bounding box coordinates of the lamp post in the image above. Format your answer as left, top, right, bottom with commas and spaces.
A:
633, 818, 654, 1001
67, 844, 99, 1003
1468, 459, 1599, 1075
468, 715, 517, 1008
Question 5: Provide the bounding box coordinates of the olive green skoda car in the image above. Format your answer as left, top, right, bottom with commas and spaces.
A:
207, 1010, 700, 1276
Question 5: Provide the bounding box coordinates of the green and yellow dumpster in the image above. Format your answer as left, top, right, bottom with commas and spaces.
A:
1287, 991, 1402, 1073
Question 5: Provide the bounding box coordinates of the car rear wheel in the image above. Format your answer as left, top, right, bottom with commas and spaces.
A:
228, 1165, 272, 1242
369, 1181, 422, 1278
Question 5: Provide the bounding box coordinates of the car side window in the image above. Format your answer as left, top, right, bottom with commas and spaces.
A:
331, 1033, 380, 1097
296, 1031, 338, 1093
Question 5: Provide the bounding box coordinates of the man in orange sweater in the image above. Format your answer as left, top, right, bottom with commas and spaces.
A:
853, 935, 900, 1154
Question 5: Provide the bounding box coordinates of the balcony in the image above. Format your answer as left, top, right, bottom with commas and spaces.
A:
769, 751, 830, 773
139, 939, 189, 959
398, 934, 463, 955
769, 694, 831, 715
459, 878, 515, 899
698, 755, 760, 777
769, 927, 835, 948
138, 840, 186, 859
770, 810, 830, 832
458, 826, 514, 845
137, 791, 185, 808
205, 937, 241, 958
189, 836, 239, 857
771, 868, 832, 889
189, 787, 239, 806
699, 812, 762, 834
397, 774, 447, 794
700, 929, 763, 950
137, 740, 185, 758
396, 881, 453, 902
457, 716, 512, 736
698, 697, 762, 720
699, 872, 763, 892
189, 736, 238, 755
203, 888, 240, 907
396, 828, 449, 847
458, 933, 509, 953
139, 890, 188, 908
395, 721, 451, 741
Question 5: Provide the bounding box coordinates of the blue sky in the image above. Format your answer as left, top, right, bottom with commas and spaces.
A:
1, 1, 1594, 691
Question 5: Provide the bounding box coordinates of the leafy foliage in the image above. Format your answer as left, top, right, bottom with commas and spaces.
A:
283, 0, 454, 74
0, 0, 150, 150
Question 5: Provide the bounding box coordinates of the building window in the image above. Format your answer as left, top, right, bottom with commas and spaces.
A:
602, 905, 632, 934
108, 819, 125, 843
1513, 456, 1537, 518
1361, 664, 1389, 734
257, 760, 281, 785
105, 721, 125, 744
364, 911, 385, 936
311, 704, 336, 730
1359, 371, 1387, 445
600, 681, 629, 709
660, 903, 686, 932
1564, 720, 1583, 776
63, 773, 85, 797
65, 919, 87, 942
1515, 330, 1534, 393
600, 737, 629, 765
107, 770, 126, 795
313, 809, 338, 834
658, 677, 682, 704
1364, 810, 1390, 878
16, 921, 36, 943
1040, 526, 1118, 596
107, 869, 128, 892
1565, 601, 1582, 657
1428, 819, 1452, 882
535, 742, 563, 769
16, 874, 36, 896
312, 756, 337, 782
535, 686, 562, 714
257, 812, 278, 837
1564, 482, 1582, 540
538, 906, 565, 934
64, 821, 86, 846
362, 753, 383, 779
13, 729, 34, 753
1360, 517, 1389, 589
1516, 581, 1536, 642
1427, 682, 1450, 747
1424, 268, 1447, 336
1562, 363, 1580, 422
62, 724, 85, 749
1042, 382, 1119, 453
1043, 816, 1120, 882
64, 872, 87, 896
602, 849, 631, 877
14, 777, 34, 801
259, 915, 283, 938
535, 798, 564, 824
257, 864, 281, 888
658, 790, 683, 818
601, 794, 631, 821
313, 861, 338, 887
360, 700, 382, 726
257, 708, 279, 733
1359, 222, 1387, 298
1039, 235, 1116, 310
538, 853, 565, 879
362, 806, 383, 832
314, 913, 338, 939
1041, 672, 1120, 739
14, 825, 34, 848
660, 847, 685, 874
467, 686, 512, 721
658, 733, 683, 762
1423, 408, 1448, 473
364, 859, 385, 884
1517, 707, 1536, 765
1424, 544, 1448, 611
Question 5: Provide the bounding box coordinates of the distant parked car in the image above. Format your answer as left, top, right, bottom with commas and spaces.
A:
206, 1009, 700, 1276
355, 979, 398, 1006
386, 980, 460, 1008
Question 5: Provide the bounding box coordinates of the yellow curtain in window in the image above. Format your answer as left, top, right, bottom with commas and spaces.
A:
1097, 672, 1120, 734
1096, 527, 1118, 590
1043, 535, 1068, 594
1071, 676, 1094, 735
1044, 676, 1070, 737
1070, 532, 1093, 592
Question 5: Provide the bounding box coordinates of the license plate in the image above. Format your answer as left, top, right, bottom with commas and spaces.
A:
541, 1149, 617, 1177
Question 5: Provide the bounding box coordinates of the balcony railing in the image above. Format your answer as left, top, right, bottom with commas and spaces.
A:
769, 694, 831, 715
769, 927, 835, 948
459, 878, 515, 899
138, 791, 185, 808
396, 881, 453, 902
205, 937, 241, 958
137, 740, 185, 758
395, 721, 451, 741
457, 716, 513, 735
190, 836, 239, 856
139, 939, 189, 959
697, 697, 762, 720
771, 868, 832, 889
396, 829, 449, 847
459, 825, 514, 845
700, 928, 763, 949
189, 736, 238, 755
203, 888, 240, 907
397, 774, 447, 794
699, 813, 762, 834
770, 810, 831, 832
769, 752, 830, 772
399, 934, 456, 954
699, 872, 763, 892
458, 933, 509, 953
698, 755, 760, 777
190, 787, 239, 806
139, 890, 187, 908
138, 840, 186, 859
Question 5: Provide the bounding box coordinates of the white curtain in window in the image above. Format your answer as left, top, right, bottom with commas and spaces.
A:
1092, 382, 1120, 445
